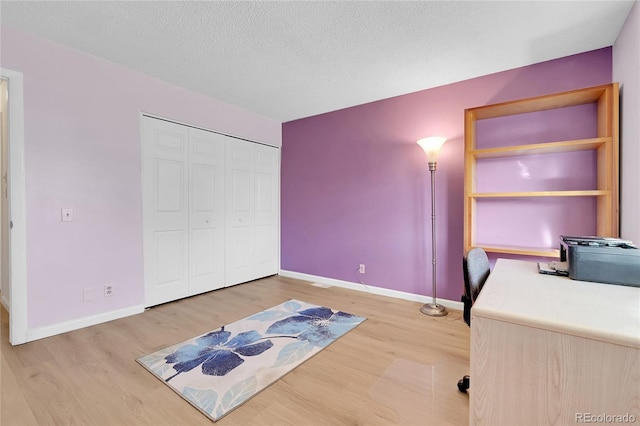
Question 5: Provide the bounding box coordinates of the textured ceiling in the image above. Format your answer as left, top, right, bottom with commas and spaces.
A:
0, 1, 635, 122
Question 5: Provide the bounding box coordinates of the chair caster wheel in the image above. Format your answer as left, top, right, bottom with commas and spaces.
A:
457, 375, 470, 393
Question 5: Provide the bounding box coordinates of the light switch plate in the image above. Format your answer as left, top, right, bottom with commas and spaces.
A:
61, 208, 74, 222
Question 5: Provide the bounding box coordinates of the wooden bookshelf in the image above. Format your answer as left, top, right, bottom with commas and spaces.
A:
464, 83, 619, 258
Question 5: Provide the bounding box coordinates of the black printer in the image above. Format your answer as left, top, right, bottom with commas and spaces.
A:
560, 235, 640, 287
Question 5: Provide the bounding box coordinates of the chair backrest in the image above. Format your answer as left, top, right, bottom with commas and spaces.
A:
463, 247, 490, 304
461, 248, 490, 326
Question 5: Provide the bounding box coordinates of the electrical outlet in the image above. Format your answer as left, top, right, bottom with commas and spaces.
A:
359, 264, 365, 274
104, 284, 114, 297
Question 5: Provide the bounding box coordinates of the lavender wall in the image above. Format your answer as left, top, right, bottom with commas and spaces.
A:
281, 48, 612, 301
0, 27, 281, 329
614, 0, 640, 244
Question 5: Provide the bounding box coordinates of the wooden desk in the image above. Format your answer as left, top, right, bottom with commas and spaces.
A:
470, 259, 640, 425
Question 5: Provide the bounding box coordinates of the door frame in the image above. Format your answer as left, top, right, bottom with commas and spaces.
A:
1, 67, 28, 345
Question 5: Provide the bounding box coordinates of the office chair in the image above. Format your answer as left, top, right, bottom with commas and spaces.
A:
457, 247, 490, 393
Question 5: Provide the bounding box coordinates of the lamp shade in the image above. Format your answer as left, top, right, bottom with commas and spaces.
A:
417, 136, 447, 163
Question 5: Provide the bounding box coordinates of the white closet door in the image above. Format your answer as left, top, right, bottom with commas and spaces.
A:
188, 128, 226, 295
254, 144, 279, 278
143, 116, 279, 305
225, 139, 255, 286
142, 118, 189, 306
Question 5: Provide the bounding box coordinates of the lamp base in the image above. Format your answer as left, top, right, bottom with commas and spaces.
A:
420, 302, 448, 317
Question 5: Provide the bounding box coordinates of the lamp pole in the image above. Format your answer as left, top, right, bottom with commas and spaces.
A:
417, 137, 448, 317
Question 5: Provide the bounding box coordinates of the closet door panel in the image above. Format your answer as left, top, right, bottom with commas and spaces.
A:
226, 139, 255, 286
255, 224, 275, 271
254, 145, 279, 277
188, 128, 226, 295
142, 118, 189, 306
155, 231, 185, 283
191, 228, 217, 276
231, 227, 252, 268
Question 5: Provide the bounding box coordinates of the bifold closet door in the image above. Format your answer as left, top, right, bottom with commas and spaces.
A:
142, 118, 190, 306
188, 128, 226, 296
253, 144, 279, 278
226, 140, 279, 286
143, 116, 279, 306
142, 118, 226, 306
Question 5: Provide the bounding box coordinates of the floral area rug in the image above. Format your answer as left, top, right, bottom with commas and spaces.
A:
137, 299, 366, 422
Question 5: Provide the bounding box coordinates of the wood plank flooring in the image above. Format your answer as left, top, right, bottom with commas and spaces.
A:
1, 275, 470, 425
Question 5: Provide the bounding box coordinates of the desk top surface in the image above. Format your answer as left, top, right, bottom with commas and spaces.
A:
472, 259, 640, 348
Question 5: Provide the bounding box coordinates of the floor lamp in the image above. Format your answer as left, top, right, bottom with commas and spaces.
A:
417, 136, 448, 317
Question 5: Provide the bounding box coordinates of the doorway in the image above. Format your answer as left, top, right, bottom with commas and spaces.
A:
1, 79, 8, 311
0, 67, 27, 345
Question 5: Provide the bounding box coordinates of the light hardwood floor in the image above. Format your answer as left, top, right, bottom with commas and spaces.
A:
1, 275, 470, 425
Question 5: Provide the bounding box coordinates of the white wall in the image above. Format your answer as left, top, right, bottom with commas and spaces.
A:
613, 0, 640, 243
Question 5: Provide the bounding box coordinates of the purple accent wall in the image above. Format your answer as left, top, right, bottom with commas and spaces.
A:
281, 48, 612, 301
1, 27, 281, 329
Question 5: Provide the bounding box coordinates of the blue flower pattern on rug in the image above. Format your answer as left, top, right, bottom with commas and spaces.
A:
137, 299, 366, 422
164, 328, 274, 381
267, 306, 362, 348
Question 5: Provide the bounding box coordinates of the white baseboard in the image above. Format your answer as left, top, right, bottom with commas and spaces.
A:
26, 305, 145, 343
278, 270, 463, 311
